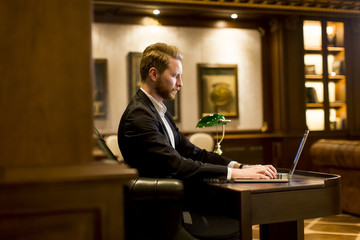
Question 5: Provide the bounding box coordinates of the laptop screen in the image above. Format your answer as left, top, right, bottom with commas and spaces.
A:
289, 130, 310, 177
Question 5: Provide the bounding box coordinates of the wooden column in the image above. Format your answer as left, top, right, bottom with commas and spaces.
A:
0, 1, 137, 239
0, 0, 93, 166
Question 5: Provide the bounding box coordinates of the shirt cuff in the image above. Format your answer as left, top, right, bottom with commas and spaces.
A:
228, 161, 238, 168
227, 167, 232, 181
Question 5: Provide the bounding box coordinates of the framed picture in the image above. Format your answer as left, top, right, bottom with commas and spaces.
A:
197, 64, 239, 118
128, 52, 143, 99
128, 52, 181, 121
93, 59, 107, 118
305, 64, 316, 75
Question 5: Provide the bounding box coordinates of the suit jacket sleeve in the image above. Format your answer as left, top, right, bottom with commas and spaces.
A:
118, 91, 232, 183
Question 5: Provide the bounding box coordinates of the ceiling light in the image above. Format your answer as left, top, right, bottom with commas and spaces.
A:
153, 9, 160, 15
231, 13, 238, 19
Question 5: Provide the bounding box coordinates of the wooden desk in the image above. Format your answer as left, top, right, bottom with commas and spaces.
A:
209, 170, 342, 240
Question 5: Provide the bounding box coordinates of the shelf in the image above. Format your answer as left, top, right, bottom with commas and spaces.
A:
329, 75, 345, 81
328, 46, 345, 53
330, 102, 346, 108
305, 75, 323, 80
305, 47, 344, 53
304, 46, 322, 52
306, 103, 324, 108
303, 19, 347, 132
306, 75, 345, 81
307, 102, 346, 109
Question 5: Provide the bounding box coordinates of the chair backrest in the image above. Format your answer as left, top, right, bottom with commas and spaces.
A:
93, 127, 118, 161
188, 132, 214, 152
105, 135, 123, 160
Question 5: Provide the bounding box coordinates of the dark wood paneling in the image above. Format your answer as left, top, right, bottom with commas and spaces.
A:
0, 0, 93, 167
0, 212, 97, 240
282, 16, 308, 133
346, 19, 360, 135
0, 1, 138, 239
0, 164, 137, 240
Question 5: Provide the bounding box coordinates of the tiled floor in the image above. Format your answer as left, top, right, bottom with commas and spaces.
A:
304, 214, 360, 240
252, 213, 360, 240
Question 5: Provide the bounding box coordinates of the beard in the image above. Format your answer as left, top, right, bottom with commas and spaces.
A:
155, 79, 178, 101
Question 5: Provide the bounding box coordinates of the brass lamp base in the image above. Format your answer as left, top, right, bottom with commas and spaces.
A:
213, 124, 227, 155
214, 142, 222, 155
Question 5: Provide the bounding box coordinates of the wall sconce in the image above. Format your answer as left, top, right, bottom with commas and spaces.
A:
196, 113, 231, 155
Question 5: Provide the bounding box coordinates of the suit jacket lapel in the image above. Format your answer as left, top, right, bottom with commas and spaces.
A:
136, 89, 173, 146
165, 111, 178, 147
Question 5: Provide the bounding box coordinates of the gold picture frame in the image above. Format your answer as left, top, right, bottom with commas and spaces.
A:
93, 59, 107, 118
198, 64, 239, 118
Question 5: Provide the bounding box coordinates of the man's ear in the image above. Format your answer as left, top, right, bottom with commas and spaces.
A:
149, 67, 157, 81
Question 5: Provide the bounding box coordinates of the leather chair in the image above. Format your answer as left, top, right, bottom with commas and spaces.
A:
104, 134, 123, 160
93, 127, 193, 240
311, 139, 360, 215
125, 177, 187, 240
188, 133, 214, 152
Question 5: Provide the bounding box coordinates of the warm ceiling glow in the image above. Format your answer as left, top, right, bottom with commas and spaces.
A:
231, 13, 238, 19
215, 20, 227, 28
153, 9, 160, 15
142, 17, 161, 26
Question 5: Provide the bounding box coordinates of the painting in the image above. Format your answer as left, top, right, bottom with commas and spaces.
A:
128, 52, 181, 121
93, 59, 107, 118
198, 64, 239, 118
304, 64, 316, 75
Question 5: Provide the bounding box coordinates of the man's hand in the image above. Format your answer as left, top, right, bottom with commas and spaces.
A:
231, 164, 277, 179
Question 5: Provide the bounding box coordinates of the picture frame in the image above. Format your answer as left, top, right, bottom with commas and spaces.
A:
128, 52, 181, 121
305, 64, 316, 75
197, 64, 239, 118
93, 59, 107, 118
128, 52, 143, 99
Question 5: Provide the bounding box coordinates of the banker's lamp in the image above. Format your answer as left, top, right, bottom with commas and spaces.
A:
196, 113, 231, 155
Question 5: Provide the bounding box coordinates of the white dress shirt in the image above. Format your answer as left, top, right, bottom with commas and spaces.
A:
141, 88, 175, 148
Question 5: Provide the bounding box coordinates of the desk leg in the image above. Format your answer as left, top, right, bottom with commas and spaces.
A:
259, 220, 304, 240
238, 191, 252, 240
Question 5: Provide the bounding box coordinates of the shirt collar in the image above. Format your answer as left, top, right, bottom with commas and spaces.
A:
140, 88, 167, 116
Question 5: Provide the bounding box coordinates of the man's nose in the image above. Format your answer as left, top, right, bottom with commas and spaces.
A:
177, 76, 183, 87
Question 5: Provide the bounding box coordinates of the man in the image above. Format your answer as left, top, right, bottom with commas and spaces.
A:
118, 43, 277, 239
118, 42, 277, 183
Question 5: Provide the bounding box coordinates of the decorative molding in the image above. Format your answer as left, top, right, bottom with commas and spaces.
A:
96, 0, 360, 14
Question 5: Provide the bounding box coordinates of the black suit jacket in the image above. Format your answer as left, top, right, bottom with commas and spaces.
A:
118, 89, 232, 183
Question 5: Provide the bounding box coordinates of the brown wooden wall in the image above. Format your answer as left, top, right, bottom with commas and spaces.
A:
0, 0, 93, 167
0, 1, 137, 239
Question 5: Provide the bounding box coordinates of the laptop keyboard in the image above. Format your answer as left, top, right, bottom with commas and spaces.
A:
276, 173, 289, 179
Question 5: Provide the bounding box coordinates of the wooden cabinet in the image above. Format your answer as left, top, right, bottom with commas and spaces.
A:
303, 20, 347, 132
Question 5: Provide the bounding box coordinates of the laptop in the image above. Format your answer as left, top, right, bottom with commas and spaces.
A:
233, 130, 310, 183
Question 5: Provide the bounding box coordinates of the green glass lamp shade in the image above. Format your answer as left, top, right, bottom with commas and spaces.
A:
196, 113, 230, 128
195, 113, 231, 155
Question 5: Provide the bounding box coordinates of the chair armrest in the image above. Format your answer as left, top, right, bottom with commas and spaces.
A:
127, 177, 184, 200
125, 177, 185, 239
